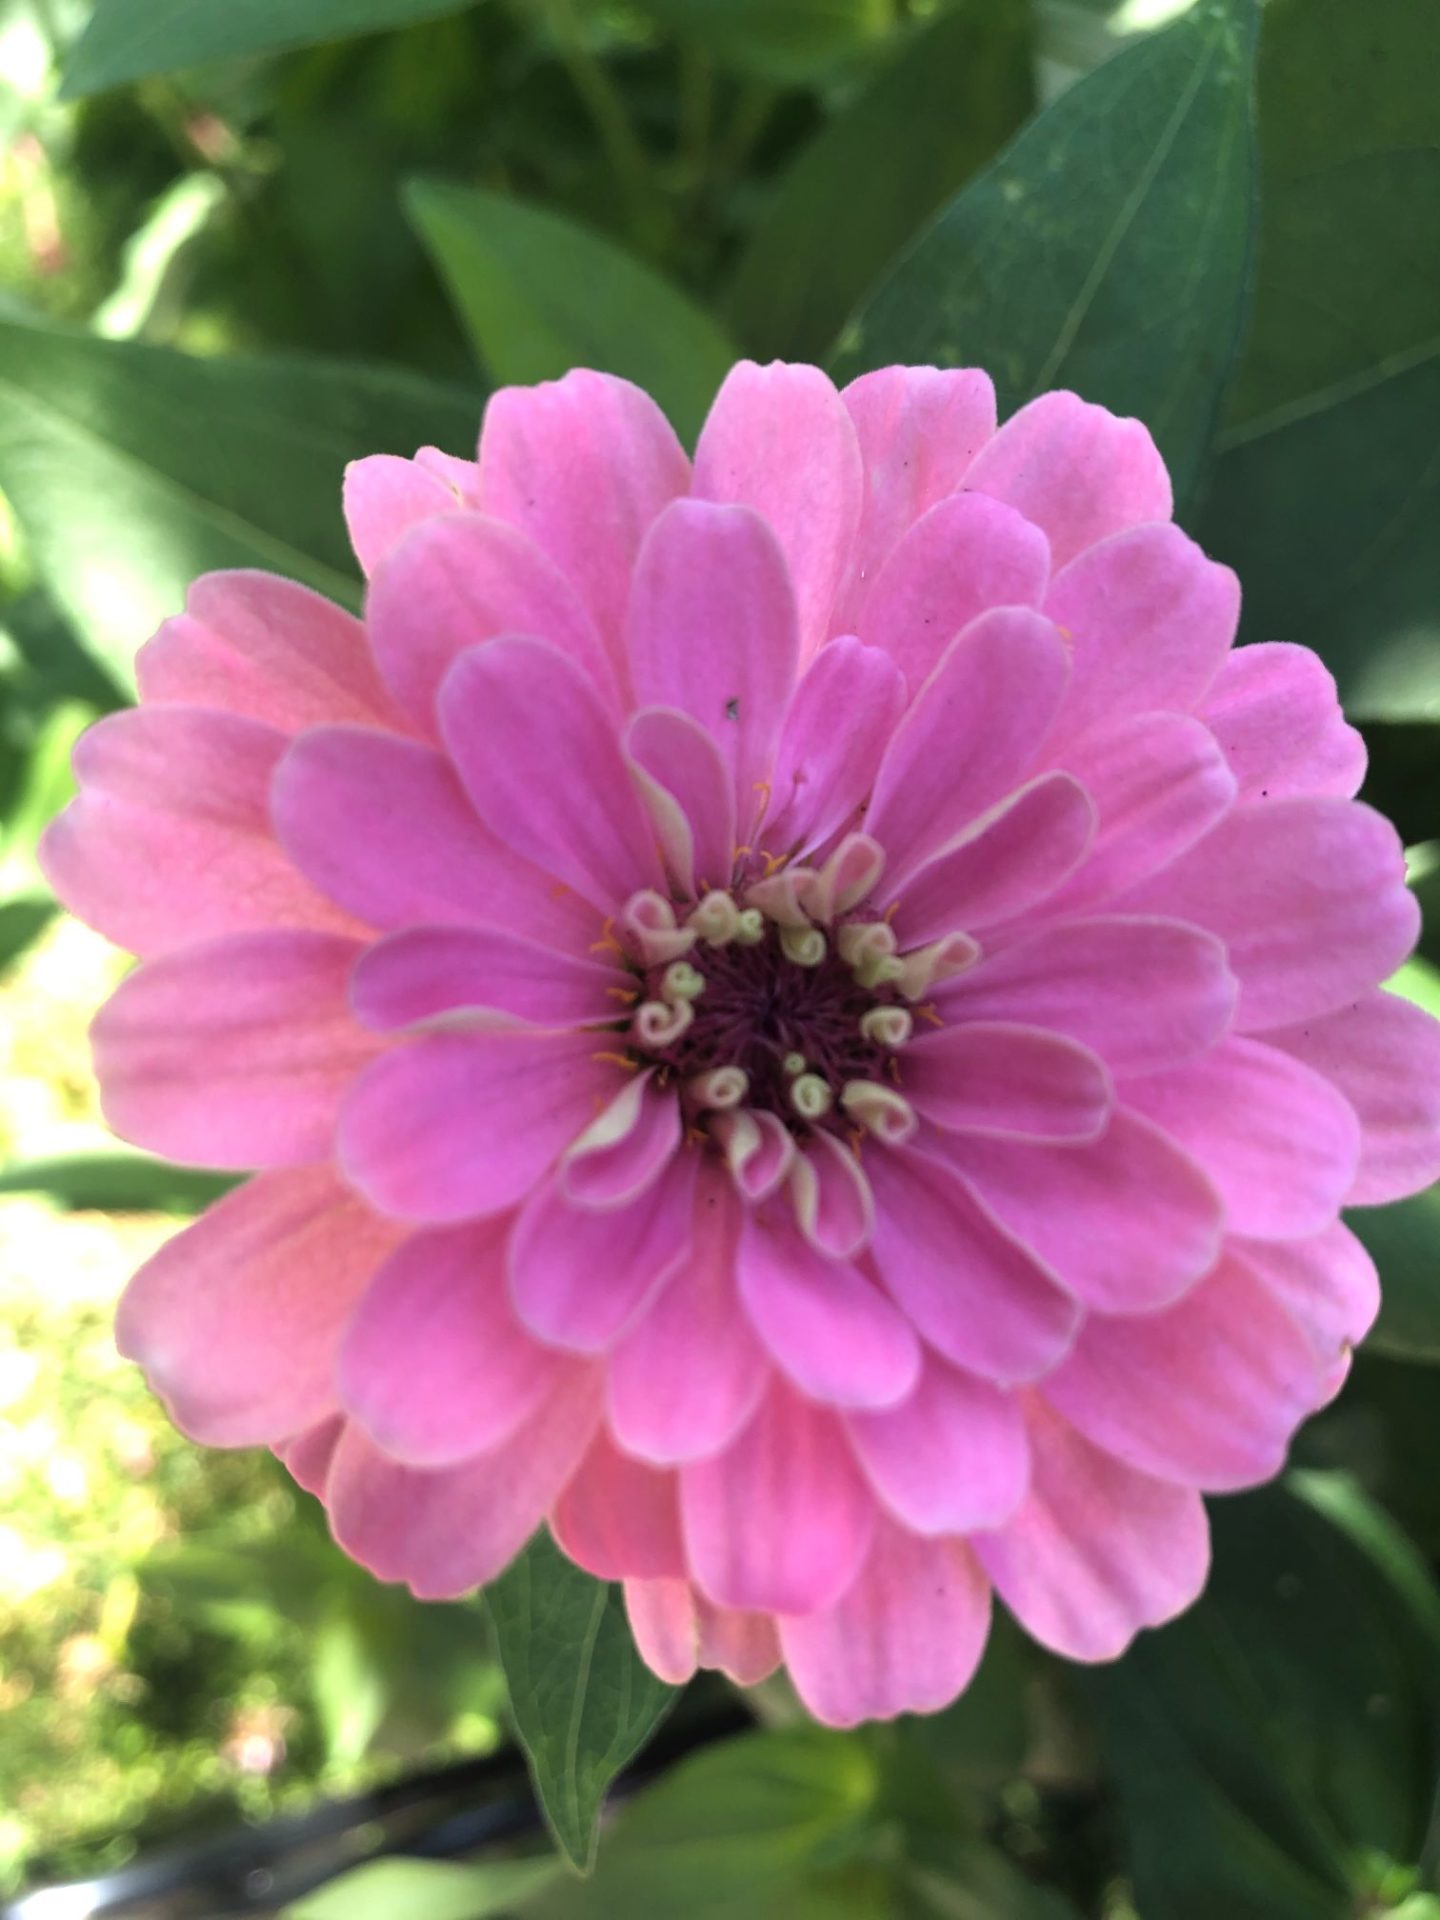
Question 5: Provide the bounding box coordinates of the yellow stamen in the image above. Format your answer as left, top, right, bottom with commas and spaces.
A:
592, 1050, 642, 1072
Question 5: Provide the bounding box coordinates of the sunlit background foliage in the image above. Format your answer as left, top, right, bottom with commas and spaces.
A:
2, 0, 1439, 1914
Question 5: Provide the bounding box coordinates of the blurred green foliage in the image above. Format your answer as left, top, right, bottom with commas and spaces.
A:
1, 0, 1439, 1913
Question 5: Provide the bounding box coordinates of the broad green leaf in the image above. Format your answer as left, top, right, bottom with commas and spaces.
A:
406, 180, 735, 444
62, 0, 481, 98
1198, 0, 1440, 718
1225, 0, 1438, 429
724, 0, 1034, 363
833, 0, 1259, 506
0, 1152, 239, 1212
532, 1725, 879, 1917
0, 317, 480, 692
903, 1849, 1083, 1920
627, 0, 893, 84
288, 1856, 560, 1920
0, 896, 54, 974
1199, 353, 1440, 721
484, 1531, 677, 1872
1088, 1481, 1440, 1920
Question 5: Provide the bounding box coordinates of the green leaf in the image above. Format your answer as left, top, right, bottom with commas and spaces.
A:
288, 1856, 560, 1920
62, 0, 482, 98
832, 0, 1259, 507
0, 317, 480, 693
1197, 0, 1440, 719
626, 0, 893, 84
484, 1531, 677, 1873
0, 1152, 239, 1212
406, 180, 735, 445
531, 1725, 880, 1917
902, 1849, 1084, 1920
724, 0, 1034, 363
1087, 1481, 1440, 1920
0, 896, 54, 975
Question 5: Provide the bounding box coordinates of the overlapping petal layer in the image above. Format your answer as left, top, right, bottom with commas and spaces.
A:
47, 359, 1439, 1728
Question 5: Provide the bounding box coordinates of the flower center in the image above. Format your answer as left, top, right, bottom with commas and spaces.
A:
639, 919, 905, 1130
604, 833, 979, 1158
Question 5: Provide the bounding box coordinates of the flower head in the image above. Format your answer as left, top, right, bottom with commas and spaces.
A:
44, 361, 1440, 1726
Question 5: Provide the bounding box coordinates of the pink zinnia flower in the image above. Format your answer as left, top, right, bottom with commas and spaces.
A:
43, 362, 1440, 1727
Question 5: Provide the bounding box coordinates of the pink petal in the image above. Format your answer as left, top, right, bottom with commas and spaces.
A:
692, 360, 862, 662
343, 454, 457, 575
440, 638, 662, 913
138, 571, 399, 733
326, 1366, 603, 1600
847, 1356, 1029, 1534
835, 365, 996, 631
947, 916, 1235, 1076
476, 370, 689, 669
367, 513, 614, 736
857, 491, 1050, 693
607, 1169, 767, 1462
692, 1597, 783, 1686
338, 1218, 561, 1466
975, 1399, 1209, 1661
277, 1416, 345, 1496
737, 1211, 920, 1410
906, 1021, 1112, 1143
623, 1578, 700, 1684
272, 727, 594, 951
415, 445, 481, 496
625, 708, 736, 897
41, 706, 355, 958
1125, 1036, 1362, 1240
1264, 989, 1440, 1205
622, 1581, 781, 1687
716, 1108, 795, 1203
560, 1076, 682, 1210
626, 500, 799, 830
551, 1429, 686, 1581
510, 1153, 697, 1352
351, 923, 617, 1031
338, 1029, 617, 1223
964, 392, 1172, 573
1200, 642, 1366, 802
1232, 1222, 1380, 1365
761, 636, 906, 855
116, 1166, 400, 1446
93, 931, 375, 1168
1123, 797, 1418, 1031
949, 1110, 1223, 1315
1042, 712, 1237, 914
789, 1132, 875, 1260
680, 1376, 876, 1614
866, 608, 1070, 884
1045, 1251, 1324, 1493
891, 773, 1096, 945
866, 1149, 1079, 1383
1044, 522, 1237, 740
781, 1520, 991, 1728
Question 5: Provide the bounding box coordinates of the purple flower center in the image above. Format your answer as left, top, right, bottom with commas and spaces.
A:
639, 919, 902, 1133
